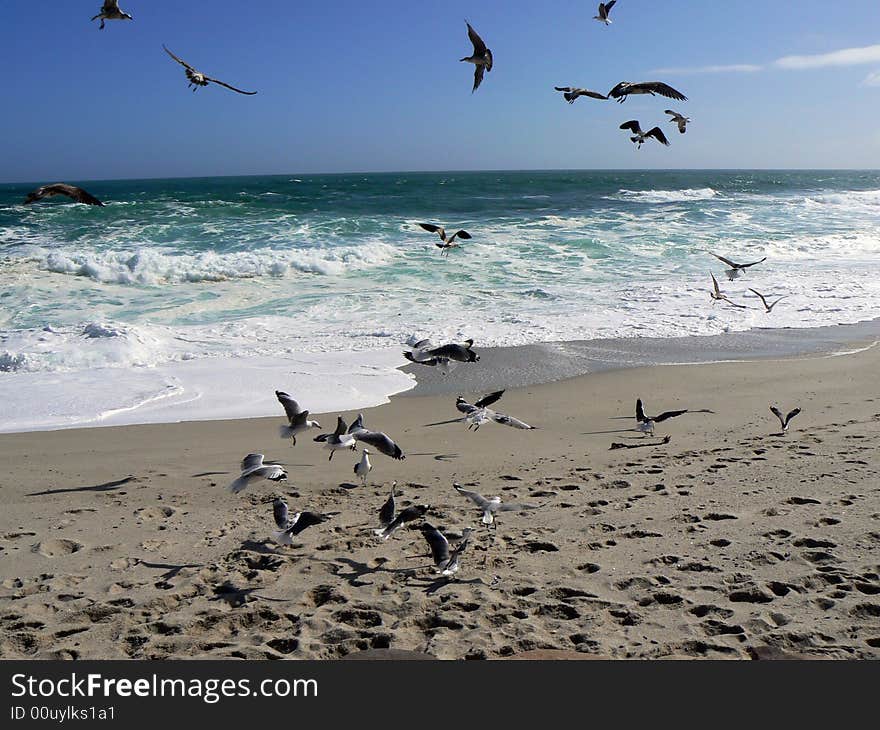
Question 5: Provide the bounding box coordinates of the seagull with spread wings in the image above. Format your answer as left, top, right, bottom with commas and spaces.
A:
456, 390, 505, 415
453, 484, 540, 527
418, 223, 472, 256
461, 22, 493, 92
312, 416, 358, 461
24, 184, 104, 206
770, 405, 801, 434
403, 339, 480, 369
619, 120, 670, 148
710, 252, 767, 280
710, 272, 747, 309
749, 288, 787, 313
635, 398, 688, 437
665, 109, 691, 134
92, 1, 132, 30
608, 81, 687, 104
276, 391, 321, 445
593, 1, 618, 25
228, 454, 287, 495
420, 524, 475, 576
163, 45, 257, 95
271, 498, 330, 545
554, 87, 609, 104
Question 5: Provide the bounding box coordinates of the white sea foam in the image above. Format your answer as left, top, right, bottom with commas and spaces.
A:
612, 187, 719, 203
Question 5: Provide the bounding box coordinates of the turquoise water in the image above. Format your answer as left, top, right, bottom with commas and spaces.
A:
0, 170, 879, 430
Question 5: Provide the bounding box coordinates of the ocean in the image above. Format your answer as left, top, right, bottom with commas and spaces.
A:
1, 169, 878, 432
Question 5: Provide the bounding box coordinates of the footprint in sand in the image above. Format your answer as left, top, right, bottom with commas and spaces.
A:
33, 539, 84, 558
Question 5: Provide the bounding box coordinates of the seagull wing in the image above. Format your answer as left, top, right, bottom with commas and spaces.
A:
163, 44, 196, 71
784, 408, 801, 427
454, 484, 492, 509
769, 406, 786, 428
636, 398, 647, 422
275, 390, 305, 424
287, 511, 327, 536
582, 89, 609, 100
738, 257, 767, 269
204, 75, 258, 95
637, 82, 688, 101
273, 498, 289, 530
620, 120, 642, 134
418, 223, 445, 240
748, 288, 769, 309
103, 0, 121, 12
449, 230, 472, 242
58, 184, 104, 206
605, 0, 617, 12
646, 127, 671, 146
421, 524, 451, 566
555, 86, 574, 92
353, 430, 405, 460
710, 272, 722, 296
496, 501, 540, 513
653, 409, 688, 423
466, 22, 488, 55
472, 64, 486, 92
491, 411, 535, 429
333, 416, 348, 437
240, 453, 265, 472
347, 414, 365, 434
608, 82, 629, 98
475, 390, 505, 409
710, 252, 738, 269
379, 488, 396, 527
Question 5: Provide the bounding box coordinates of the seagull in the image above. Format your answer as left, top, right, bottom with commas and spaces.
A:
228, 454, 287, 495
453, 484, 539, 526
593, 1, 618, 25
418, 223, 472, 256
553, 87, 608, 104
749, 289, 787, 313
378, 481, 398, 528
461, 22, 493, 92
420, 524, 475, 576
374, 504, 430, 540
635, 398, 688, 437
403, 339, 480, 368
348, 415, 406, 460
608, 81, 687, 104
272, 497, 290, 530
710, 272, 747, 309
92, 1, 132, 30
163, 45, 257, 95
770, 406, 801, 434
354, 449, 372, 485
313, 416, 357, 461
276, 391, 321, 445
23, 184, 104, 206
619, 121, 670, 148
665, 109, 691, 134
710, 252, 767, 280
439, 527, 475, 577
456, 390, 505, 415
272, 509, 330, 546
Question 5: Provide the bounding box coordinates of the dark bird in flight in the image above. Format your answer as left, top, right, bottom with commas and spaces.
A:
619, 120, 670, 148
163, 45, 257, 95
403, 339, 480, 367
665, 109, 691, 134
710, 252, 767, 280
749, 288, 787, 313
553, 87, 608, 104
709, 272, 747, 309
461, 22, 493, 92
24, 184, 104, 206
594, 1, 618, 25
635, 398, 688, 436
418, 223, 472, 256
770, 405, 801, 434
608, 81, 687, 104
456, 390, 505, 415
92, 1, 132, 30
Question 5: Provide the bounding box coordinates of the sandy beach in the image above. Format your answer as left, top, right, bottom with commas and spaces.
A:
1, 340, 879, 660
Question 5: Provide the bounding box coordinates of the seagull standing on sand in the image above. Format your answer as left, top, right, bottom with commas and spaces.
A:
92, 1, 132, 30
770, 406, 801, 434
23, 184, 104, 206
228, 454, 287, 494
163, 45, 258, 95
354, 449, 372, 485
711, 252, 767, 280
374, 504, 430, 540
453, 484, 540, 527
418, 223, 472, 256
553, 87, 608, 104
313, 416, 357, 461
710, 272, 747, 308
608, 81, 687, 104
593, 1, 618, 25
378, 481, 398, 528
461, 22, 493, 93
665, 110, 691, 134
276, 391, 321, 445
620, 121, 670, 148
635, 398, 688, 437
749, 289, 787, 313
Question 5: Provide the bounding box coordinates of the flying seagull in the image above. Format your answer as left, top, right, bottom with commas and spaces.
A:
276, 391, 321, 445
710, 252, 766, 280
354, 448, 372, 485
228, 453, 286, 494
374, 504, 430, 540
348, 415, 406, 460
593, 1, 618, 25
272, 508, 329, 546
749, 288, 787, 313
665, 109, 691, 134
453, 484, 540, 526
456, 390, 505, 415
378, 481, 398, 528
272, 497, 290, 530
313, 416, 357, 461
608, 81, 687, 104
418, 223, 472, 256
92, 1, 132, 30
770, 406, 801, 434
403, 339, 480, 369
23, 184, 104, 206
163, 45, 257, 95
710, 272, 747, 309
461, 22, 493, 92
438, 527, 475, 577
553, 87, 608, 104
420, 524, 475, 576
619, 120, 670, 148
636, 398, 688, 437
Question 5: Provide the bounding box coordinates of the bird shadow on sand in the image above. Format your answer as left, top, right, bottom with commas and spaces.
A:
418, 576, 494, 595
582, 428, 638, 436
190, 471, 229, 478
321, 557, 423, 587
209, 583, 288, 607
406, 452, 460, 461
139, 561, 203, 580
26, 476, 138, 497
238, 539, 279, 555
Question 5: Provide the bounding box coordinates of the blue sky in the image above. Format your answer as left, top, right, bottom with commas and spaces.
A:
2, 0, 880, 182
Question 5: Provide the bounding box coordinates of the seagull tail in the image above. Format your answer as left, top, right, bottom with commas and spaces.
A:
279, 425, 297, 440
272, 530, 293, 546
373, 527, 388, 538
228, 477, 249, 495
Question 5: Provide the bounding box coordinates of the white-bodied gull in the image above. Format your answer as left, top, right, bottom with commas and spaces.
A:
711, 252, 766, 280
418, 223, 472, 256
593, 1, 618, 25
313, 416, 357, 461
92, 1, 132, 30
665, 109, 691, 134
354, 448, 372, 485
403, 338, 480, 370
228, 454, 287, 495
276, 390, 321, 445
163, 45, 257, 95
619, 120, 671, 148
770, 406, 801, 434
271, 500, 330, 545
453, 483, 540, 526
378, 481, 398, 528
553, 87, 608, 104
348, 414, 406, 460
636, 398, 688, 437
710, 272, 747, 308
420, 524, 476, 576
374, 504, 430, 540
